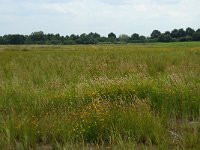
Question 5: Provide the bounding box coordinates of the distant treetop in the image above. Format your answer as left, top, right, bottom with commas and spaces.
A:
0, 27, 199, 45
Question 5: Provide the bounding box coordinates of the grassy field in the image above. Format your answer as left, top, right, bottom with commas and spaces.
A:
0, 42, 200, 149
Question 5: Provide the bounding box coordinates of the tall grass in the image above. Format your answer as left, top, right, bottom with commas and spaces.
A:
0, 43, 200, 149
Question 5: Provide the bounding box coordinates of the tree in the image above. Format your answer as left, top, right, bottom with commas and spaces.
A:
48, 33, 62, 44
0, 36, 6, 44
30, 31, 46, 44
108, 32, 116, 43
171, 28, 186, 38
192, 29, 200, 41
77, 33, 88, 44
186, 27, 195, 36
118, 34, 129, 43
69, 34, 79, 44
108, 32, 116, 39
164, 31, 171, 35
151, 30, 161, 39
196, 29, 200, 32
179, 36, 192, 42
99, 37, 108, 43
46, 34, 55, 41
139, 36, 146, 42
70, 34, 79, 40
63, 35, 75, 45
171, 29, 179, 38
158, 34, 172, 42
131, 33, 140, 40
178, 28, 186, 37
87, 32, 99, 44
93, 33, 101, 39
3, 34, 25, 44
0, 27, 199, 45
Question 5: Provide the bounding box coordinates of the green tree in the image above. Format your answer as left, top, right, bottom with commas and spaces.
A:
87, 32, 99, 44
63, 35, 75, 45
171, 29, 179, 38
192, 29, 200, 41
186, 27, 195, 36
118, 34, 129, 43
178, 28, 186, 37
151, 30, 161, 39
108, 32, 116, 43
69, 34, 79, 44
131, 33, 140, 40
158, 34, 172, 42
70, 34, 79, 40
3, 34, 25, 44
139, 35, 146, 42
0, 36, 6, 44
164, 31, 171, 35
93, 33, 101, 39
108, 32, 116, 39
99, 37, 108, 43
30, 31, 46, 44
77, 33, 88, 44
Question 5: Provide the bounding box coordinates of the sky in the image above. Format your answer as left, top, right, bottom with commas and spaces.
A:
0, 0, 199, 36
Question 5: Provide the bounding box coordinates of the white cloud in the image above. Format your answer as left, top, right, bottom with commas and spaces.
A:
0, 0, 199, 36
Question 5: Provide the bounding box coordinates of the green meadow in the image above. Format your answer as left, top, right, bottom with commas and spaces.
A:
0, 42, 200, 149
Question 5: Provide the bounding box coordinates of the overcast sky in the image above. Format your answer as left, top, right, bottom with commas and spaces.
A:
0, 0, 199, 36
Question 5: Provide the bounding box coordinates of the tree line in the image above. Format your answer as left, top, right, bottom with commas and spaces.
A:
0, 27, 200, 45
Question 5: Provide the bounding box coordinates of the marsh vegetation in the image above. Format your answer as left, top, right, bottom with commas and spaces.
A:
0, 42, 199, 149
